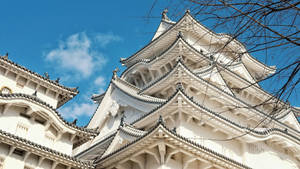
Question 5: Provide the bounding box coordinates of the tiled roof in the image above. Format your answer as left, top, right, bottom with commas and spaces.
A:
121, 11, 275, 74
0, 128, 94, 168
125, 48, 298, 135
0, 93, 99, 135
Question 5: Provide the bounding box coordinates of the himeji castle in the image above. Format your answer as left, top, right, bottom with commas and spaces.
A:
0, 10, 299, 169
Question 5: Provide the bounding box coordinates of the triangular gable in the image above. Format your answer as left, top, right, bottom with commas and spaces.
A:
101, 124, 147, 158
87, 79, 162, 132
227, 62, 259, 86
96, 123, 251, 169
77, 123, 147, 160
140, 61, 234, 96
198, 66, 234, 95
75, 132, 115, 160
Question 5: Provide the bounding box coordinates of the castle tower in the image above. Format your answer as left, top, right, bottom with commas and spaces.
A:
75, 10, 300, 169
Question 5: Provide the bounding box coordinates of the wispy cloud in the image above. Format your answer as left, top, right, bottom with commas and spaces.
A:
94, 76, 106, 93
95, 32, 122, 48
45, 32, 106, 78
47, 32, 121, 122
94, 76, 105, 85
60, 102, 97, 119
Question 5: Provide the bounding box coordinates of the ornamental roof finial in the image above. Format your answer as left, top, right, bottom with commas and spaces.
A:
113, 67, 119, 79
72, 118, 77, 125
178, 31, 183, 38
120, 115, 125, 127
3, 53, 8, 59
176, 55, 183, 62
176, 82, 183, 90
44, 72, 50, 79
158, 115, 164, 124
162, 8, 170, 21
55, 77, 60, 83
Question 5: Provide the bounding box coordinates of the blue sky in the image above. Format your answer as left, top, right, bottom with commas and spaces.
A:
0, 1, 298, 126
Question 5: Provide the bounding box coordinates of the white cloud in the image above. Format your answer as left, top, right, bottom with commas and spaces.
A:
94, 76, 105, 86
45, 32, 106, 78
94, 76, 107, 93
60, 102, 97, 119
95, 32, 122, 48
47, 32, 121, 122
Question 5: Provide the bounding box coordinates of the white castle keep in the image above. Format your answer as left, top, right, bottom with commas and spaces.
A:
0, 10, 299, 169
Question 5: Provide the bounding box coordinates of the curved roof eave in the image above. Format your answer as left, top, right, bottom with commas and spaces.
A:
0, 93, 98, 136
111, 80, 165, 104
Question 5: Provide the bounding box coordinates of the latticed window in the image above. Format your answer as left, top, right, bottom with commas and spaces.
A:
0, 87, 12, 94
15, 122, 29, 138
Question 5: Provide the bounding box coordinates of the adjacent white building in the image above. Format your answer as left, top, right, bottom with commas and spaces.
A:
0, 55, 97, 168
0, 10, 299, 169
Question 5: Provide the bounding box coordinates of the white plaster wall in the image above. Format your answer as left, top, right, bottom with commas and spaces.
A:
55, 134, 73, 155
88, 86, 156, 132
3, 155, 24, 169
0, 106, 73, 155
176, 120, 243, 163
